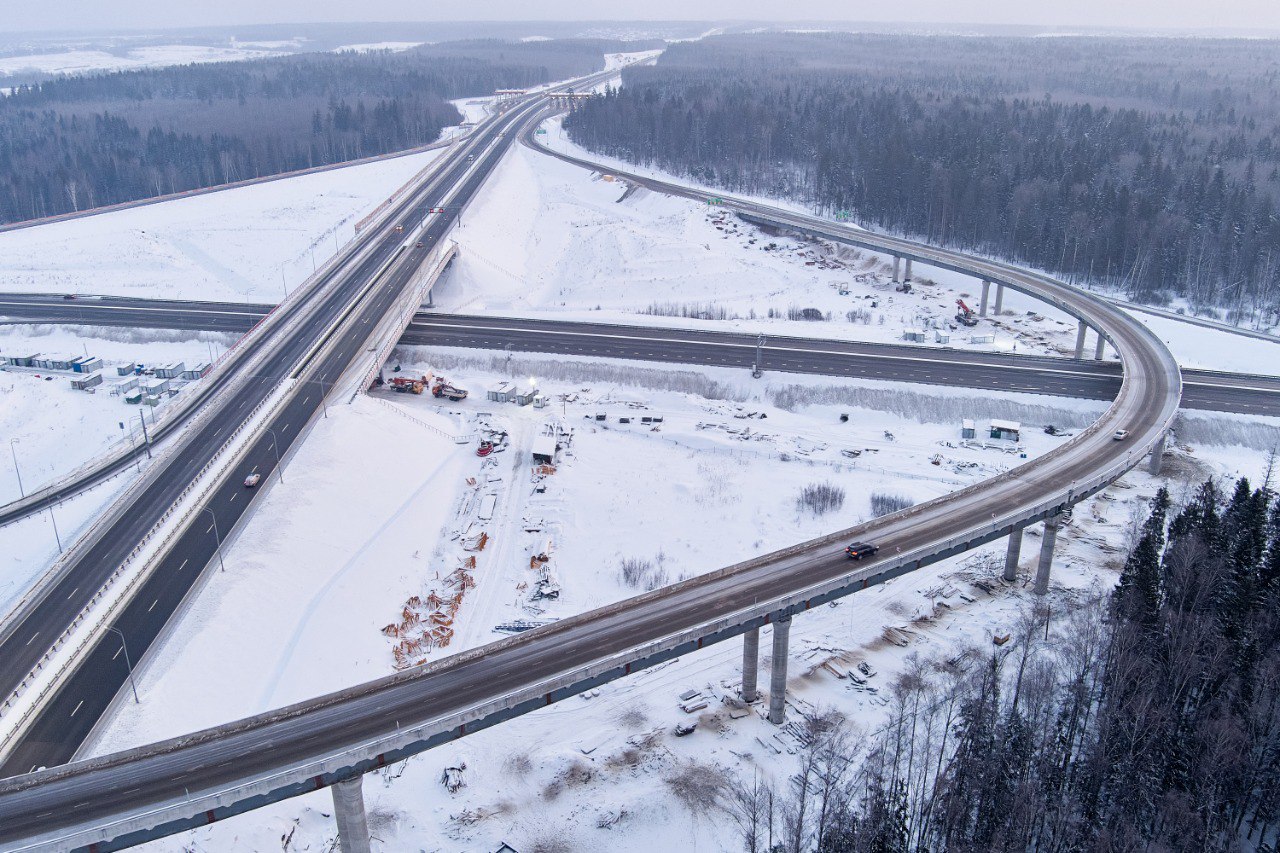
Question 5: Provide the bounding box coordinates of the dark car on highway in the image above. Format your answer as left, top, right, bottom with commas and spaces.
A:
845, 542, 880, 560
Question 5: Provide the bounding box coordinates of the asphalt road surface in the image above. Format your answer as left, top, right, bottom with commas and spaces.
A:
4, 297, 1273, 415
0, 108, 1182, 851
0, 90, 562, 778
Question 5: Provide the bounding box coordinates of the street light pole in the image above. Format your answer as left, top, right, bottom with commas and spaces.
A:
265, 428, 284, 483
9, 438, 23, 498
138, 408, 152, 460
48, 505, 62, 553
104, 626, 140, 703
203, 507, 226, 572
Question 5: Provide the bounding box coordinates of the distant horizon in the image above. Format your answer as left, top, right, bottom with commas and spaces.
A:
2, 17, 1279, 40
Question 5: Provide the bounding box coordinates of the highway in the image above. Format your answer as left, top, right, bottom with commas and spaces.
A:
4, 297, 1275, 415
0, 109, 1182, 850
0, 83, 590, 781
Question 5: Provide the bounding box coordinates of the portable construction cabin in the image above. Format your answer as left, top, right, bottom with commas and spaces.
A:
515, 386, 538, 407
110, 376, 140, 395
903, 329, 928, 343
70, 372, 103, 391
73, 356, 103, 373
533, 394, 549, 409
2, 353, 39, 367
961, 419, 976, 439
124, 391, 143, 405
969, 333, 996, 344
117, 364, 139, 376
989, 419, 1021, 441
34, 354, 74, 370
486, 382, 516, 403
153, 361, 185, 379
934, 330, 951, 344
181, 363, 211, 381
143, 378, 170, 396
531, 432, 558, 464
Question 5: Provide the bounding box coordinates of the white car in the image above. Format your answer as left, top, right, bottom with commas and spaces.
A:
243, 473, 262, 488
1113, 429, 1130, 441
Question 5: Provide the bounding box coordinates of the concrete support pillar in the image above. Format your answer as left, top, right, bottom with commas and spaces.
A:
1034, 514, 1063, 596
979, 280, 991, 316
767, 617, 792, 725
1094, 333, 1106, 360
892, 256, 901, 284
741, 627, 760, 703
1003, 525, 1024, 583
993, 283, 1005, 315
904, 259, 914, 282
1074, 321, 1088, 359
1148, 432, 1166, 476
331, 776, 372, 853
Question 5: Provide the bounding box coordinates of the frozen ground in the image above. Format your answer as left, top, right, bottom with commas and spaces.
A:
0, 45, 290, 79
525, 116, 1280, 378
435, 134, 1098, 360
0, 326, 237, 497
80, 352, 1227, 852
0, 146, 446, 303
0, 326, 240, 613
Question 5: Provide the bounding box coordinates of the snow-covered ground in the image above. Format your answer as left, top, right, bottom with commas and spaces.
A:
435, 134, 1091, 360
527, 116, 1280, 378
1119, 310, 1280, 376
0, 147, 445, 303
0, 44, 290, 79
76, 350, 1269, 852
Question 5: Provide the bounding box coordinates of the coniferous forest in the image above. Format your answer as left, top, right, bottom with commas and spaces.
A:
0, 38, 652, 224
565, 34, 1280, 318
709, 480, 1280, 852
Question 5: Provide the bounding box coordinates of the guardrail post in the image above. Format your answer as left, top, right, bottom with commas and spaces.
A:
1034, 513, 1064, 595
1094, 333, 1107, 360
993, 282, 1005, 315
1074, 321, 1088, 359
331, 775, 372, 853
892, 256, 901, 284
767, 617, 792, 725
741, 627, 760, 703
1148, 432, 1166, 476
1003, 524, 1024, 583
979, 280, 991, 316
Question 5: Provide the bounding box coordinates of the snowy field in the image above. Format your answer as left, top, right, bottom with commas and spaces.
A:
74, 349, 1274, 852
0, 146, 446, 303
437, 135, 1103, 360
0, 44, 291, 79
520, 118, 1280, 377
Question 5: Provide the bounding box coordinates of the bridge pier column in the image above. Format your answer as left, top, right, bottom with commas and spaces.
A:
331, 776, 372, 853
979, 280, 991, 316
767, 617, 791, 725
1148, 432, 1166, 476
1094, 332, 1107, 360
993, 283, 1005, 315
892, 256, 901, 284
1003, 525, 1024, 582
904, 259, 914, 282
741, 627, 760, 702
1034, 513, 1064, 596
1074, 321, 1088, 358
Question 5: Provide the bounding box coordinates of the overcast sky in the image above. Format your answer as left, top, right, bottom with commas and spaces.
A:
5, 0, 1279, 34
